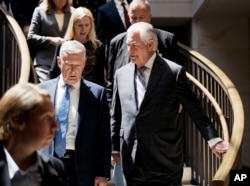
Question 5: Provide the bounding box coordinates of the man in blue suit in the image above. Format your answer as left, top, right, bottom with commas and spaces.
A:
111, 22, 229, 186
39, 40, 111, 186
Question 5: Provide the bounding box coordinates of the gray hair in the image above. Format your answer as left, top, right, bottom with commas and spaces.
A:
127, 22, 158, 51
59, 40, 86, 59
129, 0, 151, 12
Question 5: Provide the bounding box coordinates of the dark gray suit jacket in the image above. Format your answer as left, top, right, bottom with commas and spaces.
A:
111, 54, 219, 184
39, 78, 111, 186
0, 141, 65, 186
27, 6, 74, 67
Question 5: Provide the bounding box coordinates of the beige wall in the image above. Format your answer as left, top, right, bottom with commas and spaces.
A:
190, 17, 250, 167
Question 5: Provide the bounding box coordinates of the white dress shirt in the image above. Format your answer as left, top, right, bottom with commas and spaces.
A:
56, 76, 80, 150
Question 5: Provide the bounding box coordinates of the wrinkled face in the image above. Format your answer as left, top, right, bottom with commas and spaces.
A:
126, 31, 154, 67
53, 0, 67, 10
74, 16, 91, 43
57, 52, 85, 85
22, 97, 58, 150
128, 4, 152, 24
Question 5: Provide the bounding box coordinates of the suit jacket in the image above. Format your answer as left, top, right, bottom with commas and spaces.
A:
39, 78, 111, 186
111, 54, 219, 184
0, 141, 65, 186
107, 29, 181, 106
96, 0, 131, 46
72, 0, 106, 20
96, 0, 132, 68
27, 6, 74, 67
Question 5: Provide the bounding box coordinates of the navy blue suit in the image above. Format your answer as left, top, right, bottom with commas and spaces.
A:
39, 78, 111, 186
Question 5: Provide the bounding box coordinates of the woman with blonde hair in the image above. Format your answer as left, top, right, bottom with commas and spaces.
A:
47, 6, 106, 86
0, 83, 65, 186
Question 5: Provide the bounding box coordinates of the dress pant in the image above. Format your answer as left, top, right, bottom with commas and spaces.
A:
124, 150, 182, 186
55, 150, 78, 186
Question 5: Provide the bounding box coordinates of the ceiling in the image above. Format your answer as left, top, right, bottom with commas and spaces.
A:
150, 0, 250, 27
195, 0, 250, 18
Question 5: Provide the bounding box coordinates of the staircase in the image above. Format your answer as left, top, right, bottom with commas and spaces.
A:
0, 4, 244, 186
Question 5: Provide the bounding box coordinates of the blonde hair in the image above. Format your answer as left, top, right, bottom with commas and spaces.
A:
0, 83, 50, 140
64, 7, 98, 49
40, 0, 70, 13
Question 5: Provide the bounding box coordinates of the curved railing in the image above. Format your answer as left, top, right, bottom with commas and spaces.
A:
0, 5, 30, 97
179, 42, 244, 185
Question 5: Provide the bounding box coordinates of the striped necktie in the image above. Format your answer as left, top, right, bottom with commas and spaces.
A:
136, 66, 147, 107
55, 84, 71, 157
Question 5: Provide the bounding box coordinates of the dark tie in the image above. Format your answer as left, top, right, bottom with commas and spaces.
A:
55, 84, 71, 158
136, 66, 147, 107
121, 2, 130, 29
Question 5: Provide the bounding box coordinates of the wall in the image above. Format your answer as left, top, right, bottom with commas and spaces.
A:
190, 17, 250, 167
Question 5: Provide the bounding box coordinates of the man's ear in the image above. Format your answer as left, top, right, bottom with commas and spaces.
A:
57, 56, 62, 68
148, 39, 154, 51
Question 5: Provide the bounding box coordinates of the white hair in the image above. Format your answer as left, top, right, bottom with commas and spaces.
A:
127, 22, 158, 51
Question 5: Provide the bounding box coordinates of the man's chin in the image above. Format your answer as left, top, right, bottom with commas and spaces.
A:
65, 77, 79, 84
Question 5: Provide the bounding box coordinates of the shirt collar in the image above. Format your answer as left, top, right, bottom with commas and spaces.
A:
58, 75, 81, 90
144, 53, 156, 70
114, 0, 129, 7
4, 146, 43, 179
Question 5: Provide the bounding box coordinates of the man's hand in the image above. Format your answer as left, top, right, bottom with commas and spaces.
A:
111, 153, 121, 166
94, 176, 107, 186
212, 141, 229, 159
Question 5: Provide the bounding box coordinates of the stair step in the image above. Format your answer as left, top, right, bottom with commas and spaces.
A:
108, 167, 193, 186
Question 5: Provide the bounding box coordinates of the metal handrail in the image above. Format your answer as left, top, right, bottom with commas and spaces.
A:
186, 72, 229, 143
178, 42, 244, 185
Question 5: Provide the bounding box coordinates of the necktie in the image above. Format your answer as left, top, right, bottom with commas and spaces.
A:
121, 2, 130, 29
55, 84, 71, 157
136, 66, 147, 107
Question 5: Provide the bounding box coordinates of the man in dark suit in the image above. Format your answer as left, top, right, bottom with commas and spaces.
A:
96, 0, 132, 69
111, 22, 229, 186
107, 0, 181, 105
39, 40, 111, 186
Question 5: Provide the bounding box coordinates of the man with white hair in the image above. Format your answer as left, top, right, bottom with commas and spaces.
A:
111, 22, 229, 186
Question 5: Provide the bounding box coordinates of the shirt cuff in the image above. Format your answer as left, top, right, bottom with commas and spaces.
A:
207, 137, 223, 148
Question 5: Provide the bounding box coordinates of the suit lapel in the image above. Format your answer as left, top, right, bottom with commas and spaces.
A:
77, 79, 90, 129
0, 142, 11, 186
48, 78, 59, 105
140, 55, 165, 108
39, 153, 65, 186
128, 64, 138, 110
109, 1, 124, 27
